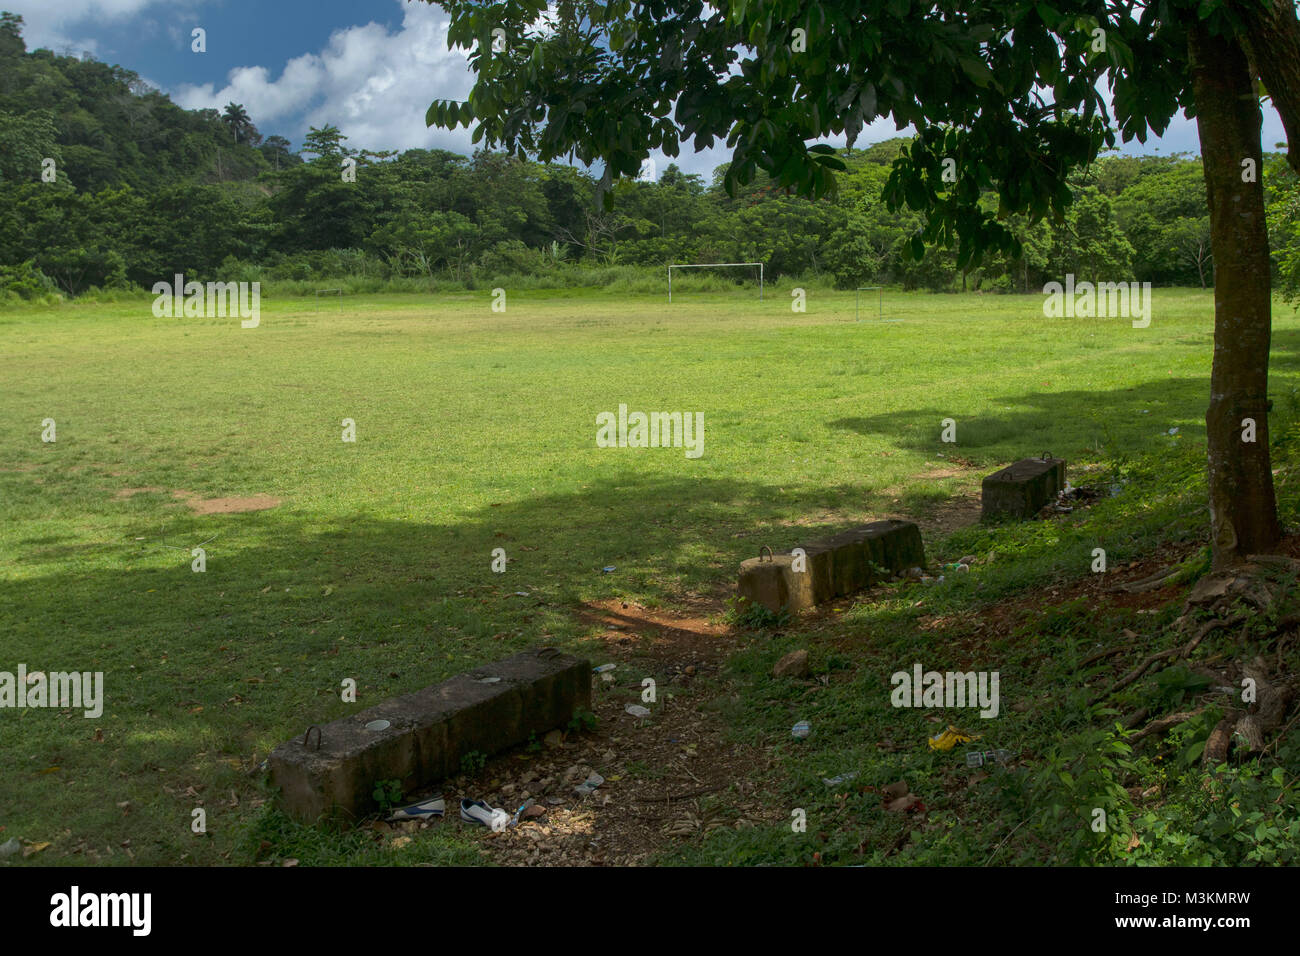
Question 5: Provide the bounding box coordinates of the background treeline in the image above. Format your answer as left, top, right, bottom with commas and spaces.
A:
3, 11, 1300, 304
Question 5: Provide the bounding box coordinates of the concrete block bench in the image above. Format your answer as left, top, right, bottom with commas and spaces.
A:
269, 647, 591, 823
981, 456, 1066, 520
736, 519, 924, 615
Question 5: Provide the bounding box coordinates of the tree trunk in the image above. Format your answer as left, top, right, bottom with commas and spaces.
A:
1188, 23, 1280, 566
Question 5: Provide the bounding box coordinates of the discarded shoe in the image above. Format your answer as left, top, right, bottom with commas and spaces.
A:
387, 795, 445, 821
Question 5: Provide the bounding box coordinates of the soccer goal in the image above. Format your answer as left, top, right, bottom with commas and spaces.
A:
314, 288, 343, 313
855, 286, 883, 321
667, 262, 763, 303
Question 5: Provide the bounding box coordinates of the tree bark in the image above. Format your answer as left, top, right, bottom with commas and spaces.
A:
1187, 22, 1280, 566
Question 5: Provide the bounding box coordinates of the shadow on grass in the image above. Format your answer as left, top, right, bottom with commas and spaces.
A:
4, 355, 1286, 865
829, 374, 1221, 458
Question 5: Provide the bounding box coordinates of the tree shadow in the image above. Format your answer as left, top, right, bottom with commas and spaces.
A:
830, 375, 1215, 459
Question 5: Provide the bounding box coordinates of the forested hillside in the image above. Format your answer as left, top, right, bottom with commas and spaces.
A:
2, 9, 1300, 302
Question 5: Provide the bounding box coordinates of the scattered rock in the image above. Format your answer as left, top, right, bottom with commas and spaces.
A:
772, 649, 810, 679
543, 730, 564, 749
1187, 572, 1236, 607
881, 779, 925, 813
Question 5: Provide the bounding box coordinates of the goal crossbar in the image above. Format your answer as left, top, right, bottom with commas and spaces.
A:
668, 262, 763, 303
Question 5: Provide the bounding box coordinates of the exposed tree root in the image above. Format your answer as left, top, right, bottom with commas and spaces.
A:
1131, 708, 1207, 743
1105, 566, 1179, 594
1090, 614, 1245, 705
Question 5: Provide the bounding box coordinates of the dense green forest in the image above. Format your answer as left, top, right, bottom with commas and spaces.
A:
2, 10, 1300, 303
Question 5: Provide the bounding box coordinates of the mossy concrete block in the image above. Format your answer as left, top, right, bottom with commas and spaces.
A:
981, 457, 1066, 520
269, 647, 590, 824
737, 553, 816, 615
736, 519, 924, 614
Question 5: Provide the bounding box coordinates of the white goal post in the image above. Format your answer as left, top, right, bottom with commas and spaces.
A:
667, 262, 763, 303
314, 288, 343, 313
855, 286, 882, 321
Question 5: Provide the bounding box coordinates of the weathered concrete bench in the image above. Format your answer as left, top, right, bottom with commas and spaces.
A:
981, 456, 1066, 520
269, 647, 591, 823
736, 519, 925, 615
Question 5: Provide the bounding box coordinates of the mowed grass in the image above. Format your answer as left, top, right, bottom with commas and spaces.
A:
3, 284, 1299, 865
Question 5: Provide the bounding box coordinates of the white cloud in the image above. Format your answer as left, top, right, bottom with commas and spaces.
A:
172, 1, 477, 155
4, 0, 193, 54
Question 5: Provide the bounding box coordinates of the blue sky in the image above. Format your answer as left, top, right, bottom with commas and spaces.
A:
4, 0, 1288, 179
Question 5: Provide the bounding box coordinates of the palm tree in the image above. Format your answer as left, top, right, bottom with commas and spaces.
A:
220, 103, 259, 146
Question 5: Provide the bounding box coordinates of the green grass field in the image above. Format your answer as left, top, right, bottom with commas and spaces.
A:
5, 286, 1300, 865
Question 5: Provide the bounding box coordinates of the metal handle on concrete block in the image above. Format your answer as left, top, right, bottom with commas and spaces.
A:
759, 545, 774, 562
303, 726, 322, 751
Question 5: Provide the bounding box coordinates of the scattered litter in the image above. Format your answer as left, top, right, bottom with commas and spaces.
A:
822, 771, 858, 786
965, 749, 1015, 768
513, 591, 530, 597
388, 795, 445, 821
1167, 426, 1179, 436
791, 720, 812, 739
1039, 483, 1103, 517
509, 798, 536, 826
475, 676, 502, 683
364, 719, 391, 732
593, 664, 617, 673
928, 725, 981, 751
601, 566, 617, 573
0, 837, 20, 858
574, 772, 605, 796
459, 798, 510, 832
625, 704, 651, 718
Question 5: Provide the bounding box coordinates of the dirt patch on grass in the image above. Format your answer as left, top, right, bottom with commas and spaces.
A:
576, 595, 731, 655
177, 492, 281, 514
909, 492, 982, 536
111, 487, 280, 513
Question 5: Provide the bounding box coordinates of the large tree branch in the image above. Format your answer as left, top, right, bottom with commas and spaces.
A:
1236, 0, 1300, 172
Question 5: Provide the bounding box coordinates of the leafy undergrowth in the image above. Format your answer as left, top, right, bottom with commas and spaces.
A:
662, 422, 1300, 866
